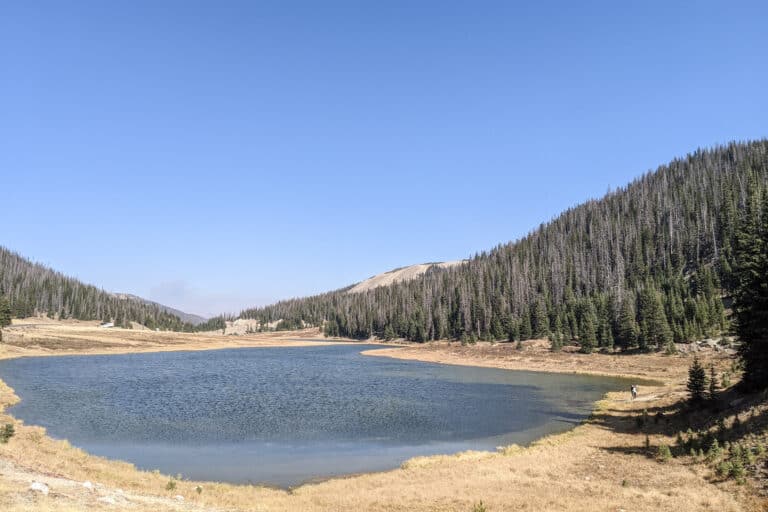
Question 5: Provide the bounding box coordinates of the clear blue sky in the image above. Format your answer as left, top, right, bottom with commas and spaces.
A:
2, 1, 767, 317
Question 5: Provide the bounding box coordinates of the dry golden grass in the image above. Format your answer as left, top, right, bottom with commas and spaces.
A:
0, 322, 762, 511
1, 317, 339, 357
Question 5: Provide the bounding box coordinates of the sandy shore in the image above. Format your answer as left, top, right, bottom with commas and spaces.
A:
0, 321, 761, 511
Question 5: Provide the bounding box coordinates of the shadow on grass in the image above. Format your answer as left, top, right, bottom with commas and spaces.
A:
590, 385, 768, 458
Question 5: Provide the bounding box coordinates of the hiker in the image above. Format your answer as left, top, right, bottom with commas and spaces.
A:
630, 384, 638, 400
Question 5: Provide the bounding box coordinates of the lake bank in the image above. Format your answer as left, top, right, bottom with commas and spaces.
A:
0, 321, 757, 511
0, 344, 624, 486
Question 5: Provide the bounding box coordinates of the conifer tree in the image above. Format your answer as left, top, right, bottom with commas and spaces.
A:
579, 303, 597, 353
733, 185, 768, 390
549, 332, 562, 352
0, 297, 11, 328
617, 298, 639, 351
687, 356, 707, 402
519, 310, 532, 341
531, 299, 549, 338
708, 364, 719, 401
638, 286, 672, 350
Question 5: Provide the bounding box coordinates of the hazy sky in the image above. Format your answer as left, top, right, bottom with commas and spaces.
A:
2, 1, 767, 317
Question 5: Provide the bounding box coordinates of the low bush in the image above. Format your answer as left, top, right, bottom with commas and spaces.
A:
657, 444, 672, 462
0, 424, 15, 443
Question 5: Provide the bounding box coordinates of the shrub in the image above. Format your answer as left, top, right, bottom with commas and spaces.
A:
472, 501, 488, 512
0, 424, 15, 443
729, 457, 745, 479
166, 479, 177, 491
657, 444, 672, 462
706, 439, 721, 462
195, 485, 203, 495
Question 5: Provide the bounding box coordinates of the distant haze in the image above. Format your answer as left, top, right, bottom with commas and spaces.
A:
146, 281, 270, 319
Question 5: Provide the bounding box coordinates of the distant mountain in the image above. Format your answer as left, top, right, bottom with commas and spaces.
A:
239, 140, 768, 347
347, 261, 465, 294
0, 246, 197, 331
114, 294, 207, 326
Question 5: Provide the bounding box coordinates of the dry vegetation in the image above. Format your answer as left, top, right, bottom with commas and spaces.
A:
0, 317, 334, 356
0, 320, 765, 511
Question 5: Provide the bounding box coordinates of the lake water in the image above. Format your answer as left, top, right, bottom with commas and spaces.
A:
0, 344, 627, 486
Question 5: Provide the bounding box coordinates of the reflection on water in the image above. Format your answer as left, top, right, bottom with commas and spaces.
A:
0, 344, 626, 486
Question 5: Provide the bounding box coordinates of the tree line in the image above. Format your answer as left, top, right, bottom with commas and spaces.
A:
239, 141, 768, 354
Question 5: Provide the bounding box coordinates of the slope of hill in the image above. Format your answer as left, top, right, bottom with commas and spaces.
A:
0, 247, 196, 331
239, 140, 768, 346
347, 261, 465, 294
113, 294, 207, 326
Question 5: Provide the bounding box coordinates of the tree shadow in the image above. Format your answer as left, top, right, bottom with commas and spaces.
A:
589, 385, 768, 453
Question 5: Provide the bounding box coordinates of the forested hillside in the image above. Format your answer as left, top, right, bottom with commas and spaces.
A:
240, 140, 768, 350
0, 247, 195, 331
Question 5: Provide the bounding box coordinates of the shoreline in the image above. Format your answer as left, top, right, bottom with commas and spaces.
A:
0, 342, 630, 491
0, 324, 754, 511
361, 346, 665, 385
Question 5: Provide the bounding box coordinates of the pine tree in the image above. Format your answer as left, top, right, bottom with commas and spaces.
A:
0, 297, 11, 328
579, 303, 597, 354
638, 286, 672, 350
687, 356, 707, 402
733, 185, 768, 390
549, 332, 562, 352
531, 299, 549, 338
507, 320, 519, 342
708, 364, 719, 401
519, 310, 532, 341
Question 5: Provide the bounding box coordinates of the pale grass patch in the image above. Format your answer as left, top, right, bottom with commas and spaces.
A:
401, 450, 493, 470
496, 443, 522, 456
